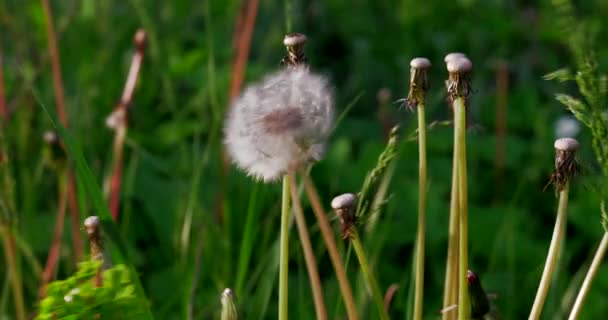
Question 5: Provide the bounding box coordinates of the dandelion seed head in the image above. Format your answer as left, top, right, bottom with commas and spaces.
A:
224, 67, 334, 182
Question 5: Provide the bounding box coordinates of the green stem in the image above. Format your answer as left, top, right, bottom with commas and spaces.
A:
443, 128, 460, 320
414, 104, 427, 320
351, 231, 389, 320
455, 97, 470, 320
279, 175, 291, 320
568, 232, 608, 320
0, 225, 25, 320
529, 182, 570, 320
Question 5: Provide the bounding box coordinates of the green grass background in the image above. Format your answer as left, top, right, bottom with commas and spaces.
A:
1, 0, 608, 319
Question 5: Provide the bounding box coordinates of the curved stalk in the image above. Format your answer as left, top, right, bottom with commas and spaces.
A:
288, 172, 327, 320
278, 176, 291, 320
529, 182, 570, 320
414, 103, 427, 320
568, 231, 608, 320
302, 174, 359, 320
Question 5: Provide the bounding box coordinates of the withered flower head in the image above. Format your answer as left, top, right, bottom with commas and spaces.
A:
224, 66, 334, 182
444, 52, 467, 64
407, 57, 432, 109
551, 137, 580, 191
282, 33, 308, 67
445, 56, 473, 100
331, 193, 358, 239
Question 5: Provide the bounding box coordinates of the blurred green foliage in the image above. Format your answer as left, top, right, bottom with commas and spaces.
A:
37, 261, 149, 319
1, 0, 608, 319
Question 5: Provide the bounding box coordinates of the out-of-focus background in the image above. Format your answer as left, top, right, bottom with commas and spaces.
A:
1, 0, 608, 319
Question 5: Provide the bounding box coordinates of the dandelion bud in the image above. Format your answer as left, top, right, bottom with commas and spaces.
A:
551, 137, 579, 191
407, 57, 431, 108
446, 56, 473, 99
224, 67, 334, 182
84, 216, 103, 262
331, 193, 358, 239
221, 288, 238, 320
282, 33, 308, 66
444, 52, 467, 63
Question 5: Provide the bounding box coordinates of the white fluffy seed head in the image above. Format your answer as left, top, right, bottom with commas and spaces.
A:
224, 67, 334, 182
554, 137, 580, 151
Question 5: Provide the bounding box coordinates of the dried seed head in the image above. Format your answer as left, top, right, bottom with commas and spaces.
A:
282, 33, 308, 66
410, 57, 431, 69
408, 57, 432, 108
331, 193, 357, 239
221, 288, 238, 320
444, 52, 467, 63
447, 57, 473, 73
446, 56, 473, 99
554, 137, 580, 152
84, 216, 100, 235
283, 33, 307, 47
331, 193, 357, 210
84, 216, 104, 262
134, 29, 148, 51
224, 67, 334, 182
551, 137, 579, 190
222, 288, 234, 298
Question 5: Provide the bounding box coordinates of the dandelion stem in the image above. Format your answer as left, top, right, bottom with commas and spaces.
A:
303, 174, 359, 320
455, 96, 470, 320
443, 107, 460, 320
288, 172, 327, 320
568, 231, 608, 320
529, 182, 570, 320
351, 231, 389, 320
414, 102, 427, 320
278, 175, 291, 320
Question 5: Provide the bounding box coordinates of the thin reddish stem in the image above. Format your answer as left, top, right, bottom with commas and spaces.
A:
106, 30, 147, 221
216, 0, 259, 222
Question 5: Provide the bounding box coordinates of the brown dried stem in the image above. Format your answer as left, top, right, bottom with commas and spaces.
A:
288, 172, 327, 320
106, 29, 147, 221
216, 0, 260, 223
302, 174, 359, 320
